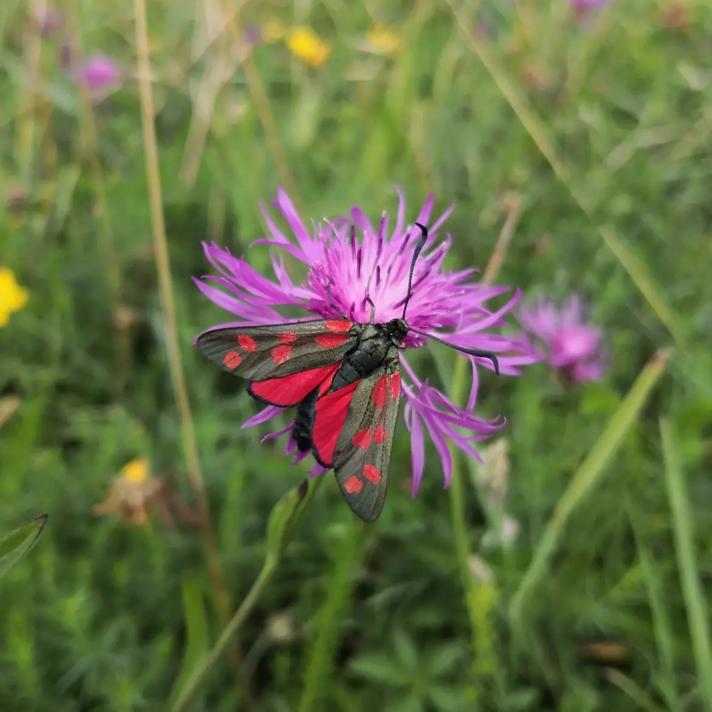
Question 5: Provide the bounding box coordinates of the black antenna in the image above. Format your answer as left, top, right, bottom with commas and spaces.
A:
408, 326, 500, 375
401, 222, 428, 320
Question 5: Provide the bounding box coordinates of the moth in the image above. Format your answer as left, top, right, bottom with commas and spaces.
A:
196, 224, 498, 521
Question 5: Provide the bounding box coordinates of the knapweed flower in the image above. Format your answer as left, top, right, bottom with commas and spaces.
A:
195, 189, 537, 496
519, 295, 606, 382
365, 26, 400, 55
286, 27, 331, 68
76, 54, 121, 95
0, 267, 29, 328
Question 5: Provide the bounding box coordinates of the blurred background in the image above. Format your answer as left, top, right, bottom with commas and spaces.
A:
1, 0, 711, 710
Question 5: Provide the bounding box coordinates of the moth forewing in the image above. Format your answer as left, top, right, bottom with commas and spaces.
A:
195, 320, 356, 381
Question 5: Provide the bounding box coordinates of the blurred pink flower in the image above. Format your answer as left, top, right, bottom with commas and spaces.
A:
571, 0, 610, 11
77, 55, 121, 94
519, 295, 606, 382
33, 5, 63, 36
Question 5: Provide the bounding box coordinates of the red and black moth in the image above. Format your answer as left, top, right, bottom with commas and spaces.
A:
196, 224, 499, 522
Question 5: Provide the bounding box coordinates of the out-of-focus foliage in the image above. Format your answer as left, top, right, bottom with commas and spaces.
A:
1, 0, 711, 710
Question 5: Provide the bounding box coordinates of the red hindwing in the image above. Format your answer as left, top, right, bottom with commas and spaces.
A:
314, 367, 401, 522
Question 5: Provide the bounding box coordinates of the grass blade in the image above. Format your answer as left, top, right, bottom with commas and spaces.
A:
661, 418, 712, 709
169, 577, 210, 708
0, 514, 48, 579
445, 0, 685, 346
510, 350, 669, 621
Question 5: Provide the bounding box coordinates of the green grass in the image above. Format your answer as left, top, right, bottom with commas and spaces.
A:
2, 1, 712, 710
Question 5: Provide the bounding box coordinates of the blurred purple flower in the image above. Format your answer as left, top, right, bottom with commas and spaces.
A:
570, 0, 609, 11
33, 5, 63, 36
519, 295, 606, 382
195, 189, 538, 495
77, 55, 121, 94
243, 24, 262, 47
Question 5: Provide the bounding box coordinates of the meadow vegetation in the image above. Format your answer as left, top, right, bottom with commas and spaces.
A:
1, 1, 711, 710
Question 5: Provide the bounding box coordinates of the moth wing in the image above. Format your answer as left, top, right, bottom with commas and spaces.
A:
195, 320, 356, 383
317, 367, 401, 522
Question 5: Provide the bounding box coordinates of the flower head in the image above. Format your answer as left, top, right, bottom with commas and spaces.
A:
33, 4, 63, 36
570, 0, 610, 12
519, 295, 606, 382
76, 55, 121, 95
195, 189, 537, 495
365, 26, 400, 55
94, 458, 198, 526
0, 267, 29, 328
286, 27, 331, 68
94, 458, 160, 525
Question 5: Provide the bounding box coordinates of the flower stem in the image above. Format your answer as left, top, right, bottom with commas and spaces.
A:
133, 0, 240, 687
447, 356, 498, 706
171, 477, 323, 712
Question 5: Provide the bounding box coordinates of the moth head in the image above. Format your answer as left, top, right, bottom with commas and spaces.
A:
386, 318, 408, 345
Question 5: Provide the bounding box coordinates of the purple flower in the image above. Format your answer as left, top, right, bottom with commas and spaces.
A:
570, 0, 609, 11
195, 189, 538, 496
33, 5, 63, 37
76, 55, 121, 95
519, 295, 606, 382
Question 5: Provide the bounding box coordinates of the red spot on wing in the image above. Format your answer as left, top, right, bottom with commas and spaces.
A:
373, 375, 389, 407
312, 382, 359, 465
363, 464, 381, 484
223, 351, 242, 369
250, 363, 339, 407
344, 475, 363, 494
389, 372, 401, 398
271, 344, 292, 364
352, 429, 372, 449
325, 320, 352, 333
238, 334, 256, 352
280, 331, 297, 344
373, 426, 387, 444
315, 333, 350, 349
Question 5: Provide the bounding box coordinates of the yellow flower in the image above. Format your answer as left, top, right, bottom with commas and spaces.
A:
95, 457, 159, 525
366, 26, 400, 55
286, 27, 331, 68
263, 18, 286, 43
0, 267, 28, 328
119, 457, 150, 484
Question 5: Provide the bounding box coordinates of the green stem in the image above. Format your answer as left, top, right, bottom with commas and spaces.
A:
661, 418, 712, 709
448, 355, 498, 706
171, 477, 323, 712
172, 563, 275, 712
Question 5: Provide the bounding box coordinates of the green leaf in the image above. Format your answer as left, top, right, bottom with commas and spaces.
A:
265, 480, 309, 566
0, 515, 48, 579
429, 685, 468, 712
428, 642, 464, 676
350, 653, 408, 685
392, 629, 418, 669
168, 577, 210, 707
